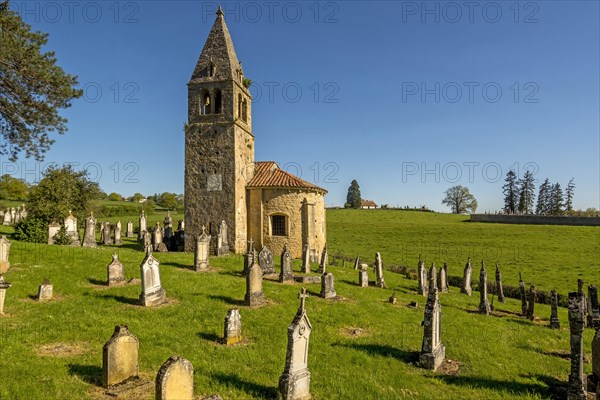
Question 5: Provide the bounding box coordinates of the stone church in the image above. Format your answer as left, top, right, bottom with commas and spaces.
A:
184, 7, 327, 259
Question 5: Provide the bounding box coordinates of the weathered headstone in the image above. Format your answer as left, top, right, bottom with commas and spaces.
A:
177, 220, 184, 231
163, 211, 173, 244
103, 222, 113, 245
0, 275, 11, 315
194, 226, 211, 272
567, 292, 587, 400
417, 256, 428, 296
216, 220, 229, 256
550, 289, 561, 329
478, 261, 491, 315
259, 246, 275, 275
578, 278, 588, 327
374, 253, 385, 288
114, 221, 122, 245
318, 244, 328, 274
243, 239, 255, 276
102, 325, 139, 387
461, 257, 472, 296
590, 326, 600, 391
37, 278, 53, 301
588, 286, 600, 327
0, 235, 11, 273
143, 231, 152, 252
495, 263, 505, 303
389, 292, 397, 304
9, 207, 15, 224
438, 262, 448, 293
320, 272, 336, 299
245, 261, 265, 307
280, 245, 294, 283
126, 221, 134, 238
64, 211, 80, 246
353, 256, 360, 270
420, 266, 445, 371
301, 242, 310, 274
279, 288, 312, 400
2, 210, 11, 225
519, 273, 528, 317
82, 212, 97, 248
47, 222, 61, 245
527, 285, 536, 321
138, 210, 147, 240
153, 222, 167, 252
155, 355, 194, 400
139, 251, 166, 307
223, 309, 242, 346
359, 264, 369, 287
107, 253, 125, 286
428, 263, 437, 291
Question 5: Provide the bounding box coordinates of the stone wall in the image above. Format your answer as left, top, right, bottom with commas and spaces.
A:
470, 214, 599, 226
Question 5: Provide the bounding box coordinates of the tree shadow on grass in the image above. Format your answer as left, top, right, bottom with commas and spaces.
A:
211, 372, 278, 399
161, 261, 193, 271
517, 343, 570, 360
207, 295, 244, 306
218, 269, 243, 277
67, 364, 102, 386
114, 242, 143, 252
334, 342, 419, 365
435, 374, 551, 397
87, 277, 106, 286
98, 293, 140, 306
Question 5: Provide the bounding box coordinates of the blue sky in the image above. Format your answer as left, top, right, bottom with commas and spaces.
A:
4, 0, 599, 212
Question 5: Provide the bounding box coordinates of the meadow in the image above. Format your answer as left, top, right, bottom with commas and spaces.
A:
0, 209, 598, 399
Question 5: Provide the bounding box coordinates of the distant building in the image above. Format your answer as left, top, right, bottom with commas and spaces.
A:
361, 200, 378, 209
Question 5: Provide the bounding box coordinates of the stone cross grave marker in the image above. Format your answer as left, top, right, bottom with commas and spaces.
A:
567, 292, 587, 400
420, 265, 445, 371
301, 242, 310, 274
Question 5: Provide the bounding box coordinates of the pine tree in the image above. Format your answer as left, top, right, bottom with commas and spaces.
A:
502, 170, 518, 214
345, 180, 361, 209
517, 170, 536, 214
535, 178, 551, 215
549, 183, 564, 215
565, 178, 575, 212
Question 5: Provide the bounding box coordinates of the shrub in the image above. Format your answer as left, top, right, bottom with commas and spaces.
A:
52, 226, 72, 245
12, 217, 47, 243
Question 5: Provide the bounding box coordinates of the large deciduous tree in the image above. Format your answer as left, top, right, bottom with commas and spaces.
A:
442, 185, 478, 214
0, 173, 28, 200
345, 179, 361, 209
0, 2, 82, 161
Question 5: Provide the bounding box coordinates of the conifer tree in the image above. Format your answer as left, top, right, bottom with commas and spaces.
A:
517, 170, 536, 214
345, 180, 362, 209
502, 170, 518, 214
565, 178, 575, 212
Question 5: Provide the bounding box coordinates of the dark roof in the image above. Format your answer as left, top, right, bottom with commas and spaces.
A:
247, 162, 327, 194
361, 200, 377, 207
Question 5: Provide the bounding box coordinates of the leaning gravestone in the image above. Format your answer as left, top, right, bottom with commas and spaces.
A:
420, 265, 445, 371
550, 289, 561, 329
114, 221, 122, 245
280, 245, 294, 283
37, 278, 53, 301
359, 264, 369, 287
223, 309, 242, 346
102, 325, 139, 387
301, 243, 310, 274
320, 273, 336, 299
374, 253, 385, 288
527, 285, 536, 321
567, 292, 587, 400
47, 222, 61, 245
82, 212, 97, 248
353, 256, 360, 270
259, 246, 275, 275
461, 257, 472, 296
478, 261, 491, 315
155, 355, 194, 400
279, 288, 312, 400
417, 257, 428, 296
0, 235, 11, 273
495, 263, 506, 303
107, 253, 125, 286
245, 261, 265, 307
194, 226, 211, 272
318, 244, 328, 274
0, 275, 12, 315
126, 221, 134, 238
139, 251, 166, 307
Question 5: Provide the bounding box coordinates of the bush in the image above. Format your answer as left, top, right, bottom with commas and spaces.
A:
52, 226, 72, 245
13, 217, 47, 243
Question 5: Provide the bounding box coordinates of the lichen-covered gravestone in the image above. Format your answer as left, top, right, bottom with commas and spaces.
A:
320, 272, 336, 299
155, 355, 194, 400
374, 253, 385, 288
37, 278, 53, 301
103, 222, 113, 245
495, 263, 505, 303
461, 257, 472, 296
417, 257, 428, 296
107, 253, 125, 286
420, 265, 445, 371
245, 261, 265, 307
567, 292, 587, 400
590, 326, 600, 394
223, 309, 242, 346
126, 221, 134, 238
279, 288, 312, 400
478, 261, 491, 315
588, 285, 599, 327
280, 245, 294, 283
259, 246, 274, 275
318, 244, 328, 274
0, 275, 12, 315
102, 325, 139, 387
0, 235, 11, 273
114, 221, 122, 245
550, 289, 561, 329
82, 212, 97, 248
153, 223, 168, 252
139, 251, 166, 307
358, 264, 369, 287
194, 226, 211, 272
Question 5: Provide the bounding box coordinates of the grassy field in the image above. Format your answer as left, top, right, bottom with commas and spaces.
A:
0, 210, 598, 399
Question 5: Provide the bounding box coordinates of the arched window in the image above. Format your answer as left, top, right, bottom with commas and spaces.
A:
242, 98, 247, 122
237, 94, 242, 119
271, 214, 287, 237
215, 89, 222, 114
201, 90, 211, 115
208, 62, 216, 77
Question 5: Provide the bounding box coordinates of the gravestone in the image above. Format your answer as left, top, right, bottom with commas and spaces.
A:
82, 212, 97, 248
37, 278, 53, 301
461, 257, 472, 296
353, 256, 360, 270
143, 231, 152, 252
389, 292, 397, 304
279, 288, 312, 400
420, 265, 445, 371
374, 253, 385, 288
223, 309, 242, 346
2, 210, 10, 225
114, 221, 122, 245
428, 264, 437, 291
495, 263, 505, 303
527, 285, 536, 320
243, 239, 255, 276
318, 244, 328, 274
9, 207, 15, 224
107, 253, 125, 286
567, 292, 587, 400
139, 251, 166, 307
0, 235, 11, 273
194, 226, 211, 272
0, 275, 11, 315
578, 279, 588, 327
245, 261, 265, 307
588, 286, 600, 327
177, 220, 184, 231
280, 245, 294, 283
103, 222, 113, 245
519, 273, 528, 317
359, 264, 369, 287
138, 210, 147, 240
478, 261, 491, 315
102, 325, 139, 387
550, 289, 561, 329
591, 327, 600, 393
417, 257, 428, 296
126, 221, 134, 238
155, 355, 194, 400
320, 273, 336, 299
301, 243, 310, 274
64, 211, 80, 246
163, 212, 173, 244
258, 246, 275, 275
216, 220, 229, 256
47, 222, 61, 245
438, 262, 448, 293
153, 222, 167, 252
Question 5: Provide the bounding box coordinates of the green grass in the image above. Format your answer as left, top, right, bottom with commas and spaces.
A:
0, 210, 597, 399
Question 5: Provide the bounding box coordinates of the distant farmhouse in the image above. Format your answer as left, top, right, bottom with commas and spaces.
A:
361, 200, 378, 209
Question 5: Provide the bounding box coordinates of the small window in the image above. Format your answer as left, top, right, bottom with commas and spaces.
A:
271, 215, 286, 236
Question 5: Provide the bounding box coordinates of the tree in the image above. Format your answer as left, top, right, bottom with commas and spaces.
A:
535, 178, 551, 215
0, 173, 28, 200
345, 180, 361, 209
502, 170, 518, 214
442, 185, 478, 214
549, 183, 564, 215
517, 170, 536, 214
108, 192, 122, 202
565, 178, 575, 211
130, 193, 145, 203
27, 165, 101, 223
158, 192, 179, 210
0, 3, 82, 161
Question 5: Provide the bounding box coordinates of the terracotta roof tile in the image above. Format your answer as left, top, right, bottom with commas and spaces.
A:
247, 162, 327, 193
